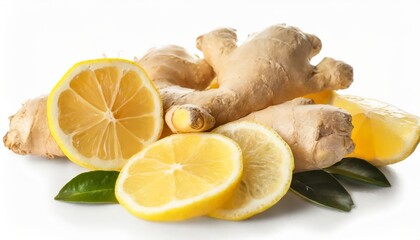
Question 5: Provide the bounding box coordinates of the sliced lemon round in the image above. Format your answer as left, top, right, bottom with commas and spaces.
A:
332, 94, 420, 166
209, 121, 294, 220
48, 59, 163, 170
115, 133, 243, 221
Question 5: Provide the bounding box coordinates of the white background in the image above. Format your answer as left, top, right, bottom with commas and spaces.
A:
1, 0, 419, 239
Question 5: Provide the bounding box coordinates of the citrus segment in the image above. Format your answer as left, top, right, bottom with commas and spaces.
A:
71, 119, 109, 158
115, 133, 243, 221
94, 66, 121, 108
48, 59, 163, 170
69, 70, 107, 111
111, 70, 144, 112
210, 121, 294, 220
57, 89, 104, 134
114, 87, 155, 118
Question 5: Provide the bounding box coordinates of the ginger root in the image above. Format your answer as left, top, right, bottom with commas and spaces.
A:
4, 97, 64, 158
237, 98, 354, 171
3, 23, 355, 171
162, 24, 353, 133
138, 45, 215, 90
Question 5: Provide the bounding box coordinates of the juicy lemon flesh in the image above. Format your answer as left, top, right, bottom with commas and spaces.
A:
333, 95, 420, 165
49, 59, 162, 170
210, 122, 294, 220
116, 133, 243, 221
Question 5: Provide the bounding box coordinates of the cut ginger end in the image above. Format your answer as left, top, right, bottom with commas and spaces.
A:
48, 59, 163, 170
306, 91, 420, 165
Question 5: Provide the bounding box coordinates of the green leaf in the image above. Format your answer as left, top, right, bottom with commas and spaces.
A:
55, 171, 119, 204
324, 158, 391, 187
290, 170, 354, 212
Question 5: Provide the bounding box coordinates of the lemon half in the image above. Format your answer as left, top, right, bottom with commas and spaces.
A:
48, 59, 163, 170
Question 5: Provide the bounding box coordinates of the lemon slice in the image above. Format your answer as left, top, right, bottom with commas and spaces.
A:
48, 59, 163, 170
209, 121, 294, 220
333, 94, 420, 166
115, 133, 243, 221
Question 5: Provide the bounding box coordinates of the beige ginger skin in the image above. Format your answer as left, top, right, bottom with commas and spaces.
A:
162, 24, 353, 133
3, 24, 355, 171
238, 98, 354, 171
3, 97, 63, 158
138, 45, 215, 90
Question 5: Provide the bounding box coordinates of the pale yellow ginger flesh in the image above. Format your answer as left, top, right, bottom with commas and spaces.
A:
162, 24, 353, 133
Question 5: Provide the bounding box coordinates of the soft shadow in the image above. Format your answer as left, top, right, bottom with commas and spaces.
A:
20, 154, 73, 168
250, 166, 400, 228
253, 191, 312, 221
379, 166, 399, 186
